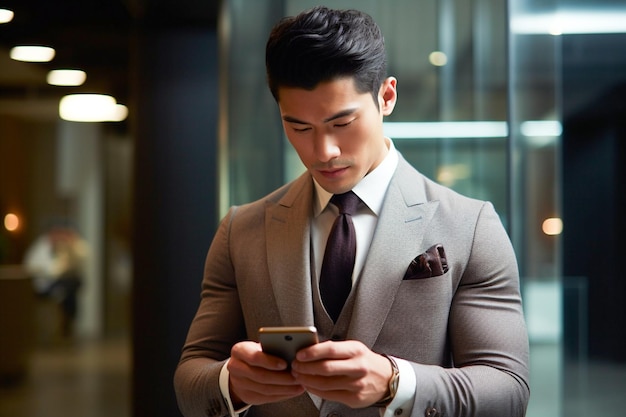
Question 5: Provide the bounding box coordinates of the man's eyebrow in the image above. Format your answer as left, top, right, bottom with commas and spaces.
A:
323, 108, 358, 123
282, 108, 359, 125
282, 115, 308, 124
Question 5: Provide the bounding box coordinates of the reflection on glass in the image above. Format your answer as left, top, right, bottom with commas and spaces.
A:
542, 217, 563, 236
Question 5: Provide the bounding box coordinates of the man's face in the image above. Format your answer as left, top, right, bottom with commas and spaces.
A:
277, 77, 397, 194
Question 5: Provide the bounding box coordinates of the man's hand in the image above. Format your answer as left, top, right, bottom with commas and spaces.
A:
227, 341, 306, 407
290, 340, 393, 408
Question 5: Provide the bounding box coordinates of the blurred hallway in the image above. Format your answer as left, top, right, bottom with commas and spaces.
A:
0, 337, 130, 417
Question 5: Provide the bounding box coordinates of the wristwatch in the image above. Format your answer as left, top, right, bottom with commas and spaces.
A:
373, 354, 400, 407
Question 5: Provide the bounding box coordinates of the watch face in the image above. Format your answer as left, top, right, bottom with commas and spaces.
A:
391, 372, 399, 390
390, 367, 400, 392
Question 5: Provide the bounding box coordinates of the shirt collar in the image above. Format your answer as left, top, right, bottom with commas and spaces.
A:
313, 137, 399, 216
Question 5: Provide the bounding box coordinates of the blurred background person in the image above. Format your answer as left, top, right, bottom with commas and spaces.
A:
23, 226, 89, 338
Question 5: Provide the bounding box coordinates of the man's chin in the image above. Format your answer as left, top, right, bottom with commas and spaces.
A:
314, 178, 356, 195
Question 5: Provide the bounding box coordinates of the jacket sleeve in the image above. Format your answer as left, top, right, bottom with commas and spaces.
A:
174, 207, 246, 417
410, 202, 530, 417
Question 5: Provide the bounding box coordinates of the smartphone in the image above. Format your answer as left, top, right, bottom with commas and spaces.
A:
259, 326, 319, 363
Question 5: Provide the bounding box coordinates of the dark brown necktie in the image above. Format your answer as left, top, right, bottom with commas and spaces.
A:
320, 191, 360, 322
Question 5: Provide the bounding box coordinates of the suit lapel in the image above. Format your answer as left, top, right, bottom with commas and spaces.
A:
265, 174, 316, 326
347, 158, 439, 347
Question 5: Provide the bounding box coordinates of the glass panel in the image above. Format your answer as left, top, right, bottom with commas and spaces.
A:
557, 1, 626, 416
384, 0, 510, 221
218, 0, 285, 212
511, 1, 626, 416
509, 0, 562, 414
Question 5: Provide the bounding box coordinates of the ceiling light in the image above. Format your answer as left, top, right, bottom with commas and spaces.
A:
59, 94, 128, 122
384, 120, 564, 140
10, 45, 56, 62
520, 120, 562, 137
47, 69, 87, 86
511, 10, 626, 35
0, 8, 14, 24
111, 104, 129, 122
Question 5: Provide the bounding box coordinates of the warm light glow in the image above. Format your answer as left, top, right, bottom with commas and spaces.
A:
542, 218, 563, 236
4, 213, 19, 232
112, 104, 129, 122
437, 164, 471, 186
0, 8, 14, 24
10, 45, 56, 62
47, 69, 87, 86
59, 94, 128, 122
429, 51, 448, 66
384, 122, 508, 139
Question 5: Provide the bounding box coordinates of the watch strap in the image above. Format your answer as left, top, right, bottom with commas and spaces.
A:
373, 354, 400, 407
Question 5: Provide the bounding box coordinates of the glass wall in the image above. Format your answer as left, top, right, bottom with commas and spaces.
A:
220, 0, 626, 416
220, 0, 510, 218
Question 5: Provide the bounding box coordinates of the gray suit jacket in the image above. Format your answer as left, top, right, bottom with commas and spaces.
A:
174, 155, 530, 417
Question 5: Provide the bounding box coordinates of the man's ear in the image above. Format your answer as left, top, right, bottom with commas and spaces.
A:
379, 77, 398, 116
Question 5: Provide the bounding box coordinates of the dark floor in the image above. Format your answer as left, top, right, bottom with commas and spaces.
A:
0, 337, 130, 417
1, 336, 625, 417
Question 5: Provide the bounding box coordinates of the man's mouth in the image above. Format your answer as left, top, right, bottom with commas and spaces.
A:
317, 166, 348, 178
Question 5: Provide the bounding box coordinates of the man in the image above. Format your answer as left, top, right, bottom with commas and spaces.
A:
174, 6, 529, 417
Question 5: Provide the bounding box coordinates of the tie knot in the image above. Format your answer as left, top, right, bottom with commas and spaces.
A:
331, 191, 360, 215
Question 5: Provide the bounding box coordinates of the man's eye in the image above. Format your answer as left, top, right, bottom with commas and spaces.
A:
334, 120, 354, 128
293, 126, 311, 132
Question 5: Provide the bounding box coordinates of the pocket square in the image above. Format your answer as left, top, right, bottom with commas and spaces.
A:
403, 244, 449, 280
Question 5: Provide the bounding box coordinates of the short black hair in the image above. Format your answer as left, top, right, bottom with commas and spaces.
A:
265, 6, 387, 105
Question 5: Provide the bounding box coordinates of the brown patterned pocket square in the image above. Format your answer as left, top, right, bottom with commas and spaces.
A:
403, 244, 449, 280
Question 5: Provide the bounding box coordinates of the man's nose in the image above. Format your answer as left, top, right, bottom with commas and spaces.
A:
314, 133, 340, 162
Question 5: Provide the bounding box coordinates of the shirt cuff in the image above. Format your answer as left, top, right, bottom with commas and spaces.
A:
379, 357, 416, 417
219, 359, 252, 417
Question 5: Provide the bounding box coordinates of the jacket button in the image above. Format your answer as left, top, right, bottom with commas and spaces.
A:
425, 407, 439, 417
